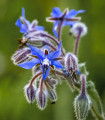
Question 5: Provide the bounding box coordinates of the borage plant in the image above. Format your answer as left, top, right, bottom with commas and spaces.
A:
11, 7, 105, 120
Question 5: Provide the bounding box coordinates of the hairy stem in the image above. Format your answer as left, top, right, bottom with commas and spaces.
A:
54, 69, 66, 77
90, 104, 105, 120
74, 28, 82, 56
81, 76, 86, 96
57, 21, 63, 41
40, 32, 59, 45
30, 72, 42, 86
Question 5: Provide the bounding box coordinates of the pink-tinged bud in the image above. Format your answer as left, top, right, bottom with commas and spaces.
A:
24, 83, 36, 104
11, 47, 31, 65
36, 89, 47, 110
65, 53, 78, 71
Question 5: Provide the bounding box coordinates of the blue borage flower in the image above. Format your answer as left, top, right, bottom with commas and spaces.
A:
16, 7, 45, 34
18, 41, 63, 80
46, 7, 85, 37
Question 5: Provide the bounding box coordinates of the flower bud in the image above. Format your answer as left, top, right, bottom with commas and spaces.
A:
74, 94, 90, 120
47, 88, 57, 102
70, 22, 87, 37
36, 89, 47, 110
25, 30, 48, 43
74, 74, 90, 120
11, 47, 31, 65
31, 20, 38, 29
24, 83, 36, 104
65, 53, 78, 71
45, 82, 57, 102
46, 77, 56, 89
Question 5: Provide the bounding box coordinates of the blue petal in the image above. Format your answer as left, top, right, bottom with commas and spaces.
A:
42, 45, 51, 52
57, 40, 62, 50
18, 58, 40, 69
51, 60, 63, 69
22, 7, 25, 18
20, 24, 27, 33
51, 7, 62, 17
65, 9, 85, 18
78, 10, 86, 13
15, 19, 22, 28
21, 17, 31, 30
62, 20, 75, 26
35, 26, 45, 31
47, 41, 61, 60
30, 46, 45, 60
15, 19, 27, 33
41, 65, 50, 80
53, 21, 59, 37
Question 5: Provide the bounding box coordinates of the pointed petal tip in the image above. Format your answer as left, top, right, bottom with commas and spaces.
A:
22, 7, 25, 17
78, 10, 86, 13
58, 41, 62, 50
51, 60, 63, 69
18, 58, 40, 69
51, 7, 62, 17
15, 19, 21, 27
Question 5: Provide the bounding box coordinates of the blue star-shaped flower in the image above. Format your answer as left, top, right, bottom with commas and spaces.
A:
18, 41, 63, 80
47, 7, 85, 37
15, 7, 45, 34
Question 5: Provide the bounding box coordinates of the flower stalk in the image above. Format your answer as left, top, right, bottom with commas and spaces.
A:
74, 28, 82, 56
30, 72, 42, 86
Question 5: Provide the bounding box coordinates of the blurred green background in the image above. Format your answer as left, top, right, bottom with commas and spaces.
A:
0, 0, 105, 120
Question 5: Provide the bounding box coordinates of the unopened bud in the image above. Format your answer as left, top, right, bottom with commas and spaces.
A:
65, 53, 78, 71
24, 83, 36, 104
74, 74, 90, 120
36, 89, 47, 110
48, 89, 57, 102
74, 94, 90, 120
45, 83, 57, 102
46, 77, 56, 89
71, 22, 87, 37
25, 31, 48, 43
11, 47, 31, 65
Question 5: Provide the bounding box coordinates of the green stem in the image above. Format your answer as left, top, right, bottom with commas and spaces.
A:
90, 104, 105, 120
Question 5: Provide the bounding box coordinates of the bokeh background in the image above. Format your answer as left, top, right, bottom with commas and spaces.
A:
0, 0, 105, 120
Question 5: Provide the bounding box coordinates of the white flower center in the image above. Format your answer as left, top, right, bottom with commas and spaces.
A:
42, 58, 51, 74
42, 58, 50, 66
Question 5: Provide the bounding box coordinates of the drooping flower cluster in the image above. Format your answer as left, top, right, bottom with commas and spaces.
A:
11, 7, 94, 119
